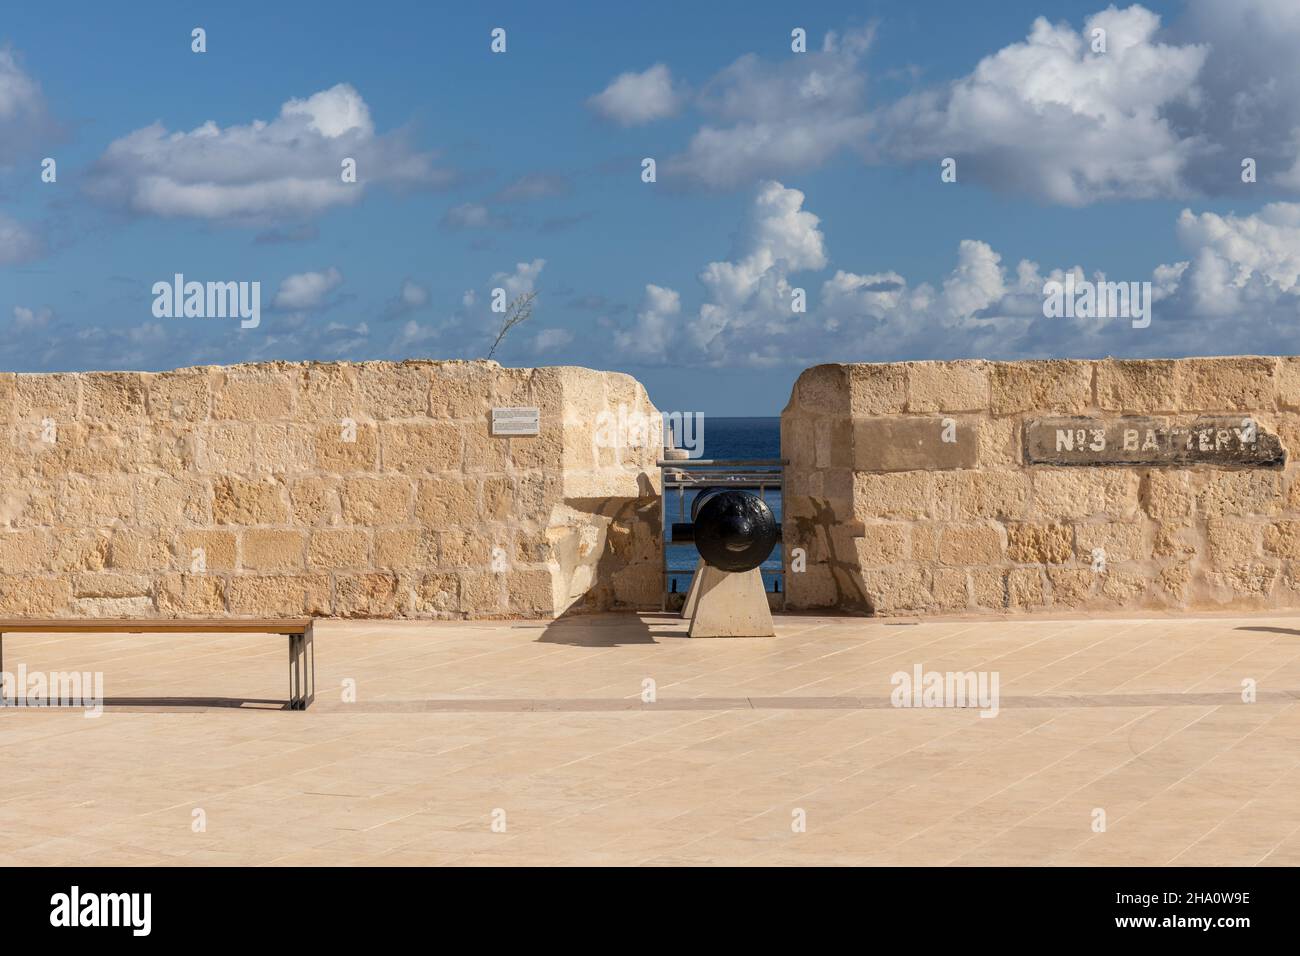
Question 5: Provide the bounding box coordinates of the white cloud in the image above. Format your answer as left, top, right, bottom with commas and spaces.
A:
532, 327, 573, 352
12, 305, 52, 329
441, 202, 503, 230
611, 179, 1300, 368
399, 279, 429, 307
614, 284, 681, 361
588, 64, 685, 126
0, 213, 42, 264
85, 83, 452, 223
630, 5, 1300, 203
491, 259, 545, 300
877, 6, 1208, 205
666, 30, 873, 188
0, 48, 56, 165
273, 267, 343, 311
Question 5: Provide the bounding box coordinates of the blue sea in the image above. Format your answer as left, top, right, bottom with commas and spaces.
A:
663, 416, 783, 596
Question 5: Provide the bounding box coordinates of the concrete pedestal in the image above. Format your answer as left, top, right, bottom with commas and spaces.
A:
688, 565, 775, 638
681, 558, 706, 620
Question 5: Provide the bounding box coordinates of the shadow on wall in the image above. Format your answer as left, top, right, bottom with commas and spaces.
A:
789, 496, 871, 614
552, 472, 662, 615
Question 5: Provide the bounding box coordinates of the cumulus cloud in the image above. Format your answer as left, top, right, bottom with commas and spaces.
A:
615, 284, 681, 361
876, 5, 1208, 205
491, 258, 545, 301
611, 179, 1300, 368
12, 305, 52, 329
0, 212, 42, 264
666, 30, 873, 188
609, 4, 1300, 203
588, 64, 685, 125
381, 278, 430, 321
614, 182, 826, 363
85, 83, 453, 223
0, 48, 57, 165
273, 267, 343, 311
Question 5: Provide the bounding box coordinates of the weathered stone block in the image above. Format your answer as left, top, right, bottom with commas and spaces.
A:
1032, 469, 1138, 519
1141, 470, 1193, 520
791, 364, 848, 415
374, 528, 437, 569
340, 477, 412, 525
213, 477, 288, 525
939, 524, 1004, 565
356, 363, 430, 419
1178, 357, 1275, 411
214, 370, 295, 420
157, 573, 226, 615
854, 523, 908, 566
81, 373, 147, 420
380, 422, 462, 472
137, 477, 209, 527
1075, 522, 1147, 563
861, 566, 931, 613
308, 528, 371, 569
853, 472, 932, 520
334, 572, 401, 616
933, 471, 1030, 520
848, 364, 907, 416
906, 361, 989, 413
853, 417, 977, 472
402, 572, 460, 614
227, 574, 329, 616
991, 361, 1093, 415
1195, 471, 1282, 518
177, 530, 237, 571
314, 422, 378, 471
1095, 359, 1179, 413
1210, 519, 1262, 567
241, 530, 305, 571
290, 478, 340, 526
1006, 523, 1073, 564
1007, 568, 1046, 608
148, 370, 210, 423
0, 576, 71, 615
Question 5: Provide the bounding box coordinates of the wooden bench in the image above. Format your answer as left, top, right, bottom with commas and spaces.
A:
0, 618, 315, 710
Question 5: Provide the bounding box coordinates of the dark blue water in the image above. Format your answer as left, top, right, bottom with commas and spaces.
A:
663, 417, 783, 595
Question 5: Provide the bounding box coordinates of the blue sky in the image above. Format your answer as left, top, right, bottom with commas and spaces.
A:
3, 0, 1300, 413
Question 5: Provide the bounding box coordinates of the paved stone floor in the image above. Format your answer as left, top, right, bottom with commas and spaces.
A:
1, 612, 1299, 866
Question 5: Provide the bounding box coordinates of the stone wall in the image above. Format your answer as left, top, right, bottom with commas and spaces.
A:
783, 357, 1300, 616
0, 361, 661, 619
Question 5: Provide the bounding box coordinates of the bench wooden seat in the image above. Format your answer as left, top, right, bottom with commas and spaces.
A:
0, 618, 315, 710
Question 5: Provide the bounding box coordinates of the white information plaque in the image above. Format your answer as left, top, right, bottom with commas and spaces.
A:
491, 406, 540, 436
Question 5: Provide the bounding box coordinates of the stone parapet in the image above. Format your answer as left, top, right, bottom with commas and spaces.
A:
0, 360, 661, 619
782, 357, 1300, 615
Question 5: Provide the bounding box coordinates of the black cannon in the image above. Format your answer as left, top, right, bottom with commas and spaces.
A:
693, 490, 779, 573
681, 489, 778, 637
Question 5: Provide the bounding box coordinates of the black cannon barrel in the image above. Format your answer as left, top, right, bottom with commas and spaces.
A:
690, 486, 727, 522
694, 490, 778, 573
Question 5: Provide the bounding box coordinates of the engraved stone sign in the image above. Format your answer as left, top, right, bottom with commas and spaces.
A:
1024, 416, 1285, 467
490, 406, 540, 436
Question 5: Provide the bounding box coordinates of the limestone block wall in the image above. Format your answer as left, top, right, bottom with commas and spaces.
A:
783, 357, 1300, 616
0, 360, 661, 619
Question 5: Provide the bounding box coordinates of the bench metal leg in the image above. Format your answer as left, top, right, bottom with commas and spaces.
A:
287, 627, 315, 711
302, 621, 315, 710
288, 633, 300, 710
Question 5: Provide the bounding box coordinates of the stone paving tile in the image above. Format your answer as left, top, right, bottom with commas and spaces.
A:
1, 612, 1299, 865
